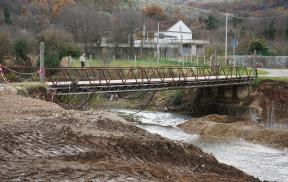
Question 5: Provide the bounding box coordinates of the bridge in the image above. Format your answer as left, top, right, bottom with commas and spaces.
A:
44, 66, 257, 95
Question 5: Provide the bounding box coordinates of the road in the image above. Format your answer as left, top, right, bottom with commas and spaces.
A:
258, 68, 288, 78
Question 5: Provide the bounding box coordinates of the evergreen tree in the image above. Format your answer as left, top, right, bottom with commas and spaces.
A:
203, 15, 219, 30
4, 8, 11, 24
249, 39, 269, 55
286, 23, 288, 40
13, 39, 28, 61
264, 20, 276, 39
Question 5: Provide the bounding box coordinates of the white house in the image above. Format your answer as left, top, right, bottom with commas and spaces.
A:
134, 20, 209, 56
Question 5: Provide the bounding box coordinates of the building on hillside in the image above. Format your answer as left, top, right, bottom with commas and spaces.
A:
134, 20, 209, 57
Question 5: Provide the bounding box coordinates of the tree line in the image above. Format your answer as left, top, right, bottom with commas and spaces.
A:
0, 0, 288, 67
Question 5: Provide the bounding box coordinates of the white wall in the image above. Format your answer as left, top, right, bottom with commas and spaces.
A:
164, 20, 192, 41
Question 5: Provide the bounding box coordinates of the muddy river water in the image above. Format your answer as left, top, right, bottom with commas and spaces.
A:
110, 109, 288, 182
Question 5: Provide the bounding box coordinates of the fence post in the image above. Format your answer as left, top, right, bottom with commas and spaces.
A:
134, 55, 137, 67
40, 42, 45, 82
253, 50, 257, 80
191, 55, 193, 64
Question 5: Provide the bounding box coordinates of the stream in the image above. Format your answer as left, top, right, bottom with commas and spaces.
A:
109, 109, 288, 182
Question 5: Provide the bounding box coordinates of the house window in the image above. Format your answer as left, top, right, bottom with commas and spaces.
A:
183, 44, 190, 48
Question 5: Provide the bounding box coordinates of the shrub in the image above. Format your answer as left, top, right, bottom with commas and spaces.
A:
59, 42, 81, 59
4, 8, 11, 24
39, 28, 82, 67
13, 38, 29, 61
249, 39, 269, 55
45, 52, 60, 68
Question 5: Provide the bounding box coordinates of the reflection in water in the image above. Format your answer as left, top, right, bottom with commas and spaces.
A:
111, 109, 288, 182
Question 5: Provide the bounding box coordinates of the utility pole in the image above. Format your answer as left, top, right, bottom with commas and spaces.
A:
157, 21, 160, 65
143, 24, 146, 42
39, 42, 45, 82
142, 24, 146, 57
233, 44, 236, 67
225, 13, 228, 65
180, 25, 184, 67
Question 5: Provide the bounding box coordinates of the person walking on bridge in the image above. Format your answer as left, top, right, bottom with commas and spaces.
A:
80, 53, 86, 68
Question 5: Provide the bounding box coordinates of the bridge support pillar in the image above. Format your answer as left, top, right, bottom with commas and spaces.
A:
218, 85, 250, 101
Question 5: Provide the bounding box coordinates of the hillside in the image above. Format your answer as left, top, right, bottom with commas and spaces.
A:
30, 0, 76, 16
194, 0, 288, 14
6, 0, 287, 17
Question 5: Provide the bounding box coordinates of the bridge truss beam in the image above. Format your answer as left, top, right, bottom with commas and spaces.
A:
45, 66, 256, 95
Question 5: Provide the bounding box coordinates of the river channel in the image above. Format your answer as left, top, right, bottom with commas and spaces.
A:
109, 109, 288, 182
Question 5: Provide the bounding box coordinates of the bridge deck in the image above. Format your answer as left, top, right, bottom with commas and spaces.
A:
45, 66, 256, 95
47, 75, 241, 86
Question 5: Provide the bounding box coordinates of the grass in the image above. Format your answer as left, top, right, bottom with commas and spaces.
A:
69, 58, 269, 77
11, 82, 47, 89
71, 58, 267, 73
256, 69, 269, 75
71, 57, 211, 67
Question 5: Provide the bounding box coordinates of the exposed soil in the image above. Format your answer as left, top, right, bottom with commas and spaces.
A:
251, 80, 288, 124
179, 115, 288, 149
0, 84, 259, 181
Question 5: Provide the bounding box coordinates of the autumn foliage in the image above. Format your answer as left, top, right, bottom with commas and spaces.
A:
142, 6, 165, 19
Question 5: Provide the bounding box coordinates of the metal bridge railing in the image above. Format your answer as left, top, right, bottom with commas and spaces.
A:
45, 66, 255, 86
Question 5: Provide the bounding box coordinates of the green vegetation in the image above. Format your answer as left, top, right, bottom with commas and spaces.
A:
39, 28, 82, 67
71, 58, 203, 67
203, 15, 219, 30
13, 38, 29, 61
4, 8, 11, 24
11, 82, 47, 90
60, 42, 82, 59
252, 78, 262, 88
249, 39, 269, 55
255, 69, 269, 75
286, 23, 288, 40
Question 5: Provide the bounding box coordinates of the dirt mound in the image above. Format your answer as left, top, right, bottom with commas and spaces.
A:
0, 89, 259, 181
179, 116, 288, 149
202, 114, 238, 123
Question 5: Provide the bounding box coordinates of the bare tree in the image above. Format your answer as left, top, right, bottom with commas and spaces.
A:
13, 4, 51, 33
0, 32, 11, 63
112, 10, 143, 46
58, 6, 111, 51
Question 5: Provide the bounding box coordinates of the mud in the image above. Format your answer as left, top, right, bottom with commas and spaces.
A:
0, 84, 259, 181
251, 80, 288, 126
179, 115, 288, 149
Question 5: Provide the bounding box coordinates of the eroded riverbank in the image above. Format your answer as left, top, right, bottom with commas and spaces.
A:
112, 109, 288, 182
179, 115, 288, 149
0, 84, 258, 181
